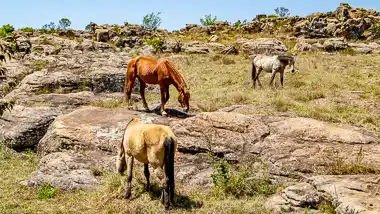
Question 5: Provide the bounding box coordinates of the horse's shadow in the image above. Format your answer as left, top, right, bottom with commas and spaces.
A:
136, 105, 195, 119
134, 181, 203, 211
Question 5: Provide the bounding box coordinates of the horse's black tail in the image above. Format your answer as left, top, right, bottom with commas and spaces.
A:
164, 136, 176, 207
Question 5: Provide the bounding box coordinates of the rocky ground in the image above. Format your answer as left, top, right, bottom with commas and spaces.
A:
1, 3, 380, 214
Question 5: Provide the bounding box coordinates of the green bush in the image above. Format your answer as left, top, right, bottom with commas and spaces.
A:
146, 37, 166, 53
209, 153, 281, 198
37, 183, 58, 200
112, 25, 120, 35
233, 19, 248, 28
0, 24, 15, 37
19, 27, 34, 33
0, 97, 16, 117
142, 12, 162, 30
200, 14, 217, 26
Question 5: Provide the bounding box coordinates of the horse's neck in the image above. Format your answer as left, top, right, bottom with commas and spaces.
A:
167, 62, 187, 92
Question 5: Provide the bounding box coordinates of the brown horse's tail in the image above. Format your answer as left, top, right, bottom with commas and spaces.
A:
163, 136, 176, 208
116, 130, 127, 175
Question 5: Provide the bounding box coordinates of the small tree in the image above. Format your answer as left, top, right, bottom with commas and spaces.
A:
275, 7, 290, 17
58, 18, 71, 30
142, 12, 162, 30
0, 24, 15, 37
200, 14, 217, 26
42, 22, 57, 33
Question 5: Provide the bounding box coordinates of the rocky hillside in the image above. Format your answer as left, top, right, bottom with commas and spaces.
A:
1, 3, 380, 214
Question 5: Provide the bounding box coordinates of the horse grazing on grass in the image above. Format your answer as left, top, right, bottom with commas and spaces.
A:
116, 118, 178, 211
124, 56, 190, 116
251, 54, 295, 89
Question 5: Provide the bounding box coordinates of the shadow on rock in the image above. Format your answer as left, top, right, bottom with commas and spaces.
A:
136, 181, 203, 211
145, 105, 196, 119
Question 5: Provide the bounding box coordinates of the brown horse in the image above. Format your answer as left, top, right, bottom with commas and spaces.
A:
116, 118, 178, 211
124, 56, 190, 116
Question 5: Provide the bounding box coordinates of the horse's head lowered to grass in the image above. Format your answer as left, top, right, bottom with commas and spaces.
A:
178, 87, 190, 113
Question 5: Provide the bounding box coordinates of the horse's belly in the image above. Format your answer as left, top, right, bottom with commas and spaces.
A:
139, 74, 159, 84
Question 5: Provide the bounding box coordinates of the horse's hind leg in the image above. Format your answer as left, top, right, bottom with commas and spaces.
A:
269, 69, 277, 88
153, 167, 168, 206
124, 156, 134, 199
139, 79, 149, 111
255, 68, 263, 88
144, 164, 150, 192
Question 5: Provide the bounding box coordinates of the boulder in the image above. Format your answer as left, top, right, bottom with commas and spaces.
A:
323, 38, 349, 51
241, 38, 288, 55
95, 29, 110, 42
0, 105, 61, 151
309, 175, 380, 214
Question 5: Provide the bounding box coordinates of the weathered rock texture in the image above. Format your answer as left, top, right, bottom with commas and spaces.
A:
24, 108, 379, 198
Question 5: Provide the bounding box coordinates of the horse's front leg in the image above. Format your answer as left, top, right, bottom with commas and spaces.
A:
139, 79, 149, 111
144, 164, 150, 192
124, 156, 134, 199
165, 85, 170, 103
280, 71, 284, 89
125, 73, 136, 106
159, 85, 168, 116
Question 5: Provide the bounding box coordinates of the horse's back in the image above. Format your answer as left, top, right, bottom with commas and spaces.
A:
125, 123, 176, 166
254, 55, 280, 72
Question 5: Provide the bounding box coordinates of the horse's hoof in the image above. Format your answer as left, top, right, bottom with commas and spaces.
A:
161, 111, 168, 116
124, 190, 131, 199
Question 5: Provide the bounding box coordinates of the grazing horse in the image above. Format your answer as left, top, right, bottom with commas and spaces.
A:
251, 54, 295, 88
124, 56, 190, 116
116, 118, 178, 211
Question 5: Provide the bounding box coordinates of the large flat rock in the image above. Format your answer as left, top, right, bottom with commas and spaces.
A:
24, 107, 380, 192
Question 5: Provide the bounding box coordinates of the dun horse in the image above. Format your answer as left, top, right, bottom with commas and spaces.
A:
251, 54, 295, 88
124, 56, 190, 116
116, 118, 178, 211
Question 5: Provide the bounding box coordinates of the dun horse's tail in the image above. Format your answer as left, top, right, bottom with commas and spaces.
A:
163, 136, 176, 206
116, 130, 127, 175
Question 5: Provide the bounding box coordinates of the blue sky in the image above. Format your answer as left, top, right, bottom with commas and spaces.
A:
1, 0, 379, 32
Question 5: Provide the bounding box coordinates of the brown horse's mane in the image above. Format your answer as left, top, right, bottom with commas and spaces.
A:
163, 60, 189, 92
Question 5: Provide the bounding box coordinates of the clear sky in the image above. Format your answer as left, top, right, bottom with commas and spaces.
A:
1, 0, 379, 32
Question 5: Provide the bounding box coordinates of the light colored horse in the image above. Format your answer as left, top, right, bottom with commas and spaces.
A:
116, 118, 178, 211
251, 54, 295, 88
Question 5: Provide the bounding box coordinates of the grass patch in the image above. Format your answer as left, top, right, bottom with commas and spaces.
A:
30, 60, 48, 71
209, 153, 282, 199
36, 183, 58, 200
325, 146, 379, 175
90, 99, 129, 108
